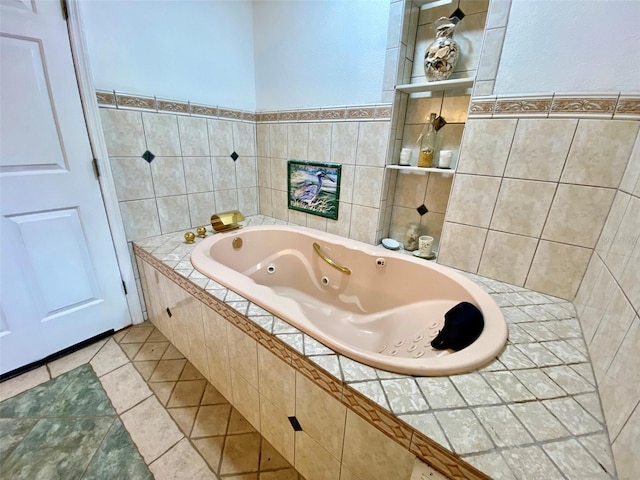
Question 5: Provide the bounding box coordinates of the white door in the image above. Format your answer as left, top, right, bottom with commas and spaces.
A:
0, 0, 130, 374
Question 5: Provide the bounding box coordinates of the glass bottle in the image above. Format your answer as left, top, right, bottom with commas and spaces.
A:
418, 113, 437, 168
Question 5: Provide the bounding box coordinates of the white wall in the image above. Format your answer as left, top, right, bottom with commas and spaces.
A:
494, 0, 640, 95
252, 0, 389, 110
80, 0, 257, 111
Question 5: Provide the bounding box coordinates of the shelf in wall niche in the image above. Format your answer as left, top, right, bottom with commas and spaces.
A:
386, 165, 455, 175
395, 77, 474, 94
415, 0, 455, 10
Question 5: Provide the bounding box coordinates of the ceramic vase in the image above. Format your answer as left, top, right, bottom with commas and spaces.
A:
424, 17, 459, 81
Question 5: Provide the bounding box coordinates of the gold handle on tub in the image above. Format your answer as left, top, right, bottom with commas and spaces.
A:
313, 242, 352, 275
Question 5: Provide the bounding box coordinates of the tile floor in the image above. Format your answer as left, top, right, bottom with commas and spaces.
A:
0, 324, 304, 480
0, 364, 152, 480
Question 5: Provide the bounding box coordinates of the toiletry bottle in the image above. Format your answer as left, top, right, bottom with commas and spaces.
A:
418, 113, 437, 168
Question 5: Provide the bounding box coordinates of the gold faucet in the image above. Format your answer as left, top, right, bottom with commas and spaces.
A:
210, 210, 244, 233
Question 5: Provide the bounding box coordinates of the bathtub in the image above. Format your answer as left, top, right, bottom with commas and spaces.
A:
191, 225, 507, 376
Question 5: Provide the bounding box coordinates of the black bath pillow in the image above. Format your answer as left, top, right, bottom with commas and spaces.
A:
431, 301, 484, 351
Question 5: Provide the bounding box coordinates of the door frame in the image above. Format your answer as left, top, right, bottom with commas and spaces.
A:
65, 0, 143, 325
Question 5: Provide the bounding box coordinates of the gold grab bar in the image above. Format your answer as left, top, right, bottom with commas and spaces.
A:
313, 242, 352, 275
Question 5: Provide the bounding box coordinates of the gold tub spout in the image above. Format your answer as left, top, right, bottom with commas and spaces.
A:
313, 242, 351, 275
210, 210, 244, 233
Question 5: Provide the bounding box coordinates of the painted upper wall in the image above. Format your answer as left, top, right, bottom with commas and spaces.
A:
80, 0, 257, 111
80, 0, 390, 112
494, 0, 640, 95
252, 0, 390, 110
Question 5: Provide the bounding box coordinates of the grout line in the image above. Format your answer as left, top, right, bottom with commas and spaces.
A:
611, 398, 640, 446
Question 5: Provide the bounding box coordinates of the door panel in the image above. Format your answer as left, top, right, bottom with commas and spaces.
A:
0, 34, 66, 172
0, 0, 130, 374
6, 208, 101, 317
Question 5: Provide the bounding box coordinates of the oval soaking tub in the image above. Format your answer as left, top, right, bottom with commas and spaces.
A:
191, 225, 507, 376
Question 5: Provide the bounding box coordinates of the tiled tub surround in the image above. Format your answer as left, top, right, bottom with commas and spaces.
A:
97, 90, 395, 249
99, 104, 260, 242
437, 108, 640, 300
255, 114, 392, 246
133, 215, 616, 480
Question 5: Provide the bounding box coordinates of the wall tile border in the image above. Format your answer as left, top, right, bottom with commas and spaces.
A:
470, 93, 640, 120
493, 96, 553, 118
133, 244, 490, 480
96, 90, 392, 123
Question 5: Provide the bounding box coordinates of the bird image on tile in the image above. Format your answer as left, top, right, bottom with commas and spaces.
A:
293, 171, 329, 204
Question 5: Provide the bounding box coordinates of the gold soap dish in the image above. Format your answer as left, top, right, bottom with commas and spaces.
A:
211, 210, 244, 233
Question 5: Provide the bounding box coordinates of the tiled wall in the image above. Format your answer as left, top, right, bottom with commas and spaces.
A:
100, 106, 258, 241
255, 115, 392, 245
437, 107, 640, 301
573, 134, 640, 480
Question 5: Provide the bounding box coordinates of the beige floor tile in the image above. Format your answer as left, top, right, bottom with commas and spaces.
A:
121, 395, 184, 463
191, 404, 232, 438
90, 338, 130, 377
167, 379, 207, 407
193, 435, 225, 472
168, 406, 198, 436
228, 408, 257, 435
120, 342, 143, 360
47, 338, 107, 378
202, 383, 228, 405
134, 360, 159, 381
150, 381, 176, 406
134, 341, 169, 361
260, 469, 298, 480
0, 366, 50, 401
99, 363, 152, 413
220, 432, 262, 475
340, 465, 362, 480
163, 344, 186, 360
260, 439, 291, 472
148, 328, 168, 342
226, 474, 258, 480
113, 328, 129, 343
120, 325, 154, 343
180, 361, 204, 380
150, 359, 187, 382
149, 438, 217, 480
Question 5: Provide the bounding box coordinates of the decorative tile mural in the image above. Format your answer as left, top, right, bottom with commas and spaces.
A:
287, 160, 341, 220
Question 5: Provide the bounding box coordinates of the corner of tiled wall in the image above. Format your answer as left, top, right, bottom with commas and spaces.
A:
438, 109, 639, 300
572, 128, 640, 480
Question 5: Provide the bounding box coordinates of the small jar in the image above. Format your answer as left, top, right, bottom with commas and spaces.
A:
399, 148, 412, 166
404, 224, 419, 251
